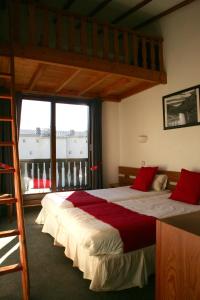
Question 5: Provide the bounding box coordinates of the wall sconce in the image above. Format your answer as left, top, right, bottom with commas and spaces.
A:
138, 135, 148, 143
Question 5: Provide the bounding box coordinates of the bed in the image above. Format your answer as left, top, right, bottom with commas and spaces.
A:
36, 167, 199, 291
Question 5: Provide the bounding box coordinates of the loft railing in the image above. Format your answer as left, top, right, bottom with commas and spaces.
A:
20, 158, 88, 194
10, 0, 164, 71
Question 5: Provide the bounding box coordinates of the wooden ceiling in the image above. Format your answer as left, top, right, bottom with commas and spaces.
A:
0, 55, 157, 101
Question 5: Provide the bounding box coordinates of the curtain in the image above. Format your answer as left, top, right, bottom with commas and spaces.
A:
88, 99, 102, 189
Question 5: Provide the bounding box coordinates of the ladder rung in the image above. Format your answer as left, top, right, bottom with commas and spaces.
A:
0, 197, 17, 205
0, 168, 15, 174
0, 141, 14, 147
0, 95, 12, 100
0, 116, 13, 122
0, 264, 22, 276
0, 73, 12, 79
0, 229, 20, 238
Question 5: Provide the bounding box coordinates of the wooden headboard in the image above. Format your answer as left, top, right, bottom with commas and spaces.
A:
118, 166, 180, 191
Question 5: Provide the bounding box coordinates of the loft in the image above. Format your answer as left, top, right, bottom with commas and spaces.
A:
0, 1, 166, 101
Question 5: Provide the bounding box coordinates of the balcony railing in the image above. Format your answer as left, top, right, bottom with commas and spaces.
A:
20, 158, 88, 194
8, 0, 164, 71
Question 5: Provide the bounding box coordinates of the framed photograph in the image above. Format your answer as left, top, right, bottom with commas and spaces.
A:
163, 85, 200, 130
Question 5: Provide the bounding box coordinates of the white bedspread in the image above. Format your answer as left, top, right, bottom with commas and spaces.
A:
38, 186, 169, 218
55, 193, 200, 256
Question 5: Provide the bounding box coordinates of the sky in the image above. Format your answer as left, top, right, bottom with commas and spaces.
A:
20, 100, 89, 132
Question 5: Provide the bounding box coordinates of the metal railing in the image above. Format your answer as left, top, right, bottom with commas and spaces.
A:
20, 158, 88, 194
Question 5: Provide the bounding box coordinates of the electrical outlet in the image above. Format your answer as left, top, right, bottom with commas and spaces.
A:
141, 160, 145, 166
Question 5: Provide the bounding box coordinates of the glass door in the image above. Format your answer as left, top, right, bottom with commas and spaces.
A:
19, 99, 51, 194
55, 103, 89, 190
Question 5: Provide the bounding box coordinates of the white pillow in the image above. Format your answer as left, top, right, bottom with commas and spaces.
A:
151, 174, 168, 191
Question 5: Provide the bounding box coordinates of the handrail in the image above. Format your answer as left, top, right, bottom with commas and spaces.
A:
10, 0, 164, 72
20, 158, 88, 193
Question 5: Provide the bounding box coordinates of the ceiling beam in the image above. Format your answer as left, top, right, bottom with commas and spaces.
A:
112, 0, 152, 25
88, 0, 113, 18
55, 69, 81, 93
63, 0, 76, 10
28, 63, 46, 90
133, 0, 197, 29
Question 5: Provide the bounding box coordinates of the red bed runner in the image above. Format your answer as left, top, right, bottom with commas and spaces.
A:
67, 191, 107, 207
81, 202, 157, 253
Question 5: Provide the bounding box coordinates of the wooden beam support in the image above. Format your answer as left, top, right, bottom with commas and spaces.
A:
11, 45, 166, 83
88, 0, 113, 17
55, 69, 81, 93
133, 0, 197, 29
28, 63, 46, 90
112, 0, 152, 24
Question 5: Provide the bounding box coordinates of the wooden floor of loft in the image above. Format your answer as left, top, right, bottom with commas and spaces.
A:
0, 44, 166, 102
0, 2, 166, 102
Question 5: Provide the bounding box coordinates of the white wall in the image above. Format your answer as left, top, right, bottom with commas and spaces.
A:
119, 1, 200, 172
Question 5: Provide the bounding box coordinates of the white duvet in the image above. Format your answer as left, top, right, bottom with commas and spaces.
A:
55, 193, 200, 256
39, 186, 169, 218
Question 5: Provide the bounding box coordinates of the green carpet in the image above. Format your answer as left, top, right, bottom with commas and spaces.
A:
0, 207, 155, 300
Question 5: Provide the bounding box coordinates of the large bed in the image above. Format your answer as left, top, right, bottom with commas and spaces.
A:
36, 167, 200, 291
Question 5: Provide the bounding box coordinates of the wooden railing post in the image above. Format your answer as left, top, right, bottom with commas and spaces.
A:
13, 0, 20, 43
114, 29, 120, 62
80, 17, 87, 55
28, 3, 36, 46
132, 33, 138, 67
150, 40, 156, 70
56, 13, 62, 50
158, 39, 164, 72
68, 15, 75, 52
103, 24, 109, 60
92, 20, 98, 57
123, 30, 129, 64
142, 37, 147, 68
42, 8, 49, 47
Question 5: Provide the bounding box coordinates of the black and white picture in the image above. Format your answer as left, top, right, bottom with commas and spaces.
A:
163, 86, 200, 130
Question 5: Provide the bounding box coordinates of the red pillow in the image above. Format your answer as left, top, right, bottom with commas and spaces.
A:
131, 167, 158, 191
170, 169, 200, 205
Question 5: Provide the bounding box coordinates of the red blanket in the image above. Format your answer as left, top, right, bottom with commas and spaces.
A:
81, 202, 157, 253
67, 191, 107, 207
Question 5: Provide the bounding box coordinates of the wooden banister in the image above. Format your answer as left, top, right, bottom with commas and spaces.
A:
92, 21, 98, 57
103, 24, 109, 60
56, 13, 62, 50
42, 8, 49, 47
28, 3, 36, 46
11, 0, 165, 73
80, 17, 87, 55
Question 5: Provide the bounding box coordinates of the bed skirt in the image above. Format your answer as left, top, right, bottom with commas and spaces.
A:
36, 207, 155, 291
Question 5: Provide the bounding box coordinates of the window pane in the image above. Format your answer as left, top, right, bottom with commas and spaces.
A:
19, 100, 51, 194
56, 103, 89, 190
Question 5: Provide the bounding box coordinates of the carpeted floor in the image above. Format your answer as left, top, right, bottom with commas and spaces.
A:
0, 207, 155, 300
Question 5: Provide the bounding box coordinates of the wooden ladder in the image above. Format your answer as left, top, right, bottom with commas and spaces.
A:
0, 57, 30, 299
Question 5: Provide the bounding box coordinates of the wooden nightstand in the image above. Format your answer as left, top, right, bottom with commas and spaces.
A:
156, 211, 200, 300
